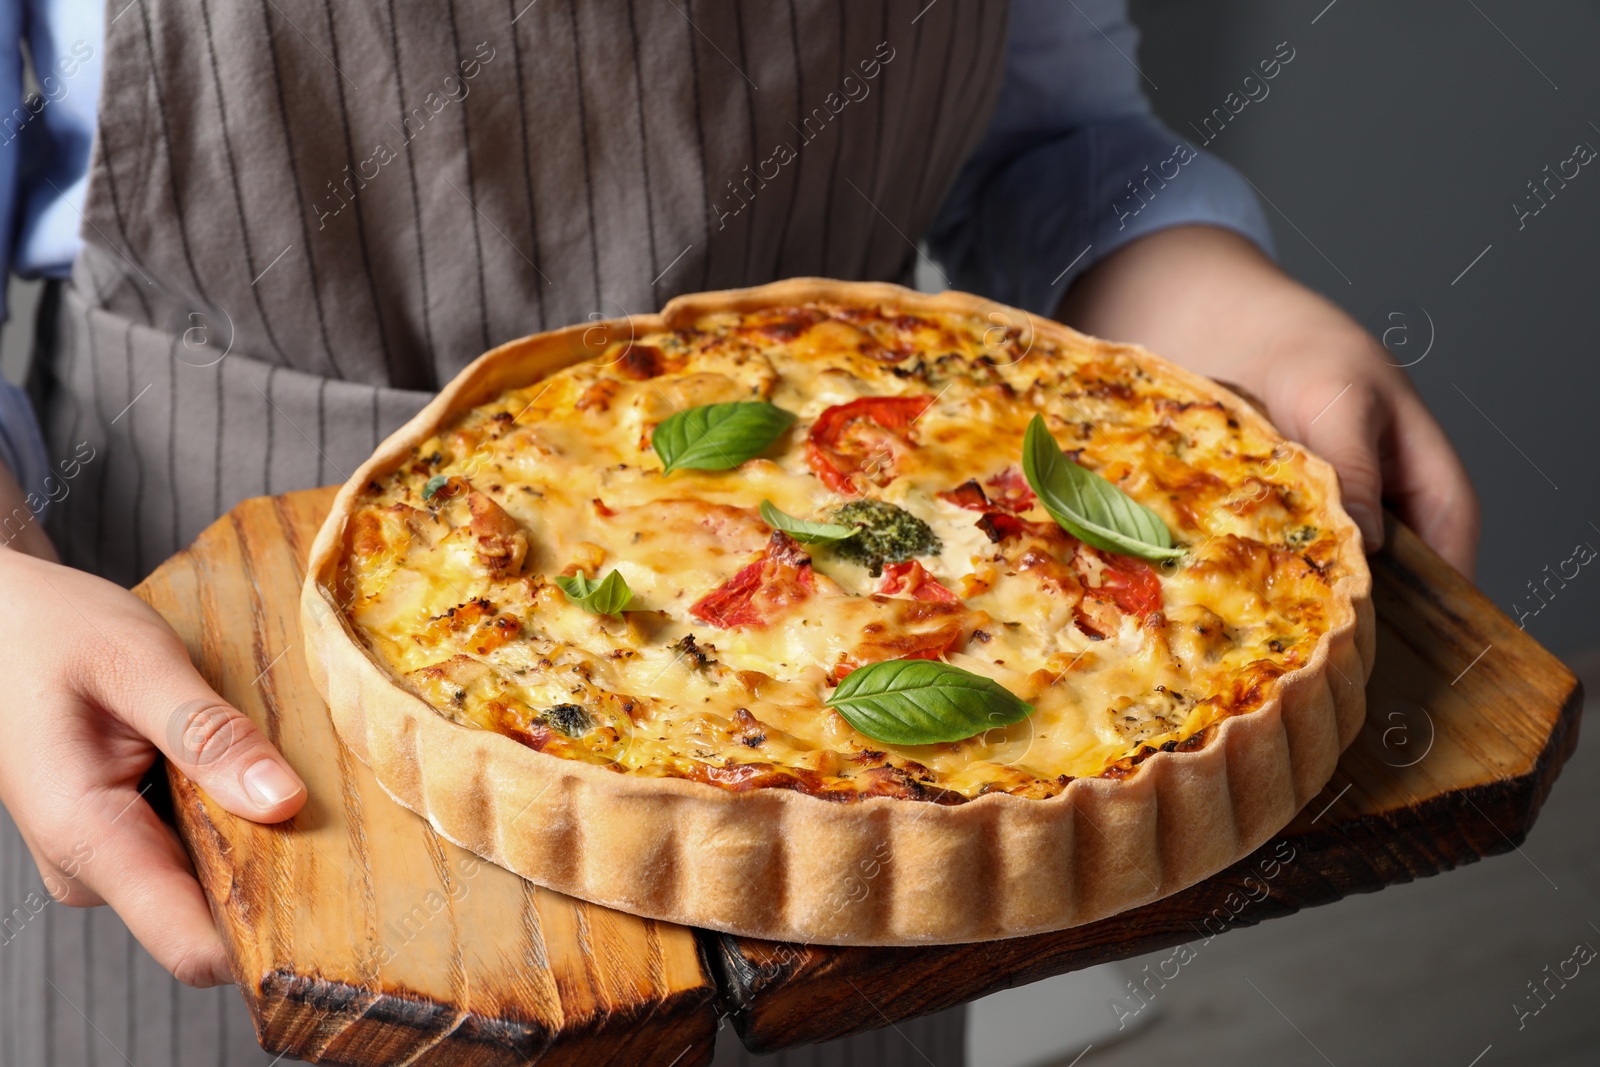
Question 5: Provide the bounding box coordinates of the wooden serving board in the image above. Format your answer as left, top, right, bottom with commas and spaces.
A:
138, 490, 716, 1066
135, 491, 1581, 1064
705, 518, 1585, 1049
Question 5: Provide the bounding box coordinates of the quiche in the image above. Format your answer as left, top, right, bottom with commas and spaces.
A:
302, 279, 1373, 945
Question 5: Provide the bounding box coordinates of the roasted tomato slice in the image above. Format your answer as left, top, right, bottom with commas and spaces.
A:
937, 479, 991, 511
983, 467, 1036, 512
1072, 546, 1164, 638
976, 512, 1027, 543
976, 510, 1069, 544
987, 527, 1164, 639
877, 560, 960, 603
805, 395, 934, 495
975, 509, 1162, 626
1089, 548, 1163, 620
940, 467, 1035, 515
689, 531, 814, 629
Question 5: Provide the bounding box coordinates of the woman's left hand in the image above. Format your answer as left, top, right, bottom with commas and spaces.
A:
1056, 224, 1480, 577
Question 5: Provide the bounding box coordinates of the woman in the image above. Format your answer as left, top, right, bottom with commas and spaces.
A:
0, 0, 1476, 1063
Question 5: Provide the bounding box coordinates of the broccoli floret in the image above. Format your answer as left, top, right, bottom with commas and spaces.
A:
1285, 525, 1318, 548
827, 499, 941, 577
540, 703, 593, 737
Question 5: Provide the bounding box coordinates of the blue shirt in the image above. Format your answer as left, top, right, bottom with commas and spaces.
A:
1, 0, 100, 508
928, 0, 1274, 313
0, 0, 1271, 498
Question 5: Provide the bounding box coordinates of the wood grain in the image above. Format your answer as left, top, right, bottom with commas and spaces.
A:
705, 516, 1583, 1052
136, 488, 718, 1067
139, 497, 1580, 1062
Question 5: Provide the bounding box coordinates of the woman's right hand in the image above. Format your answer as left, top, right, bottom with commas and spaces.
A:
0, 523, 306, 986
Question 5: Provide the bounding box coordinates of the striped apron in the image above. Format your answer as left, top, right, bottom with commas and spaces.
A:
5, 0, 1008, 1062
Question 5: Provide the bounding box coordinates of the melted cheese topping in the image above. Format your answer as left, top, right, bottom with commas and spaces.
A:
337, 303, 1346, 801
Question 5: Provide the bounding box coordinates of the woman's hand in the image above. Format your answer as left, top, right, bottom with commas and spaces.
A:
1057, 224, 1480, 577
0, 517, 307, 986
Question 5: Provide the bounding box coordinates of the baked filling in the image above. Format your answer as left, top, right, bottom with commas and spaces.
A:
335, 302, 1345, 802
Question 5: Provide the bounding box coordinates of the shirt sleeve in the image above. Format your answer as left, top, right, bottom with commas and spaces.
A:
0, 379, 52, 520
1, 1, 25, 322
1, 0, 100, 493
10, 0, 102, 321
927, 0, 1276, 316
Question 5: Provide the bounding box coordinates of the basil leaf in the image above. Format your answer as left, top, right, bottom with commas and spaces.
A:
553, 570, 634, 616
422, 475, 449, 501
653, 401, 797, 473
826, 659, 1033, 746
1021, 414, 1183, 562
759, 500, 858, 544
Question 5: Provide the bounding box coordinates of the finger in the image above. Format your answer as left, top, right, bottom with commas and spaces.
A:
1384, 391, 1482, 578
22, 839, 105, 908
3, 706, 112, 909
84, 631, 307, 823
63, 785, 233, 987
1211, 379, 1274, 424
1291, 380, 1388, 555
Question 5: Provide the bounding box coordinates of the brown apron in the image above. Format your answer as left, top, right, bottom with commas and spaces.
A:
6, 0, 1008, 1061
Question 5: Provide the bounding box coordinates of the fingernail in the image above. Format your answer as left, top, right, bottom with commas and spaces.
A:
242, 759, 302, 807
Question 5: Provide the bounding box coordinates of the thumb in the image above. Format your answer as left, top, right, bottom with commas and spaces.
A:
1293, 382, 1387, 555
162, 695, 308, 822
106, 640, 308, 823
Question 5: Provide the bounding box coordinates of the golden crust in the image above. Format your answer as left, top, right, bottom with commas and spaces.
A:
302, 279, 1373, 944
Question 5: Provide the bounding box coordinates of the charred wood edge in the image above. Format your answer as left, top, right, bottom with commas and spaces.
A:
252, 972, 715, 1066
167, 766, 719, 1065
1368, 514, 1481, 634
708, 676, 1585, 1054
